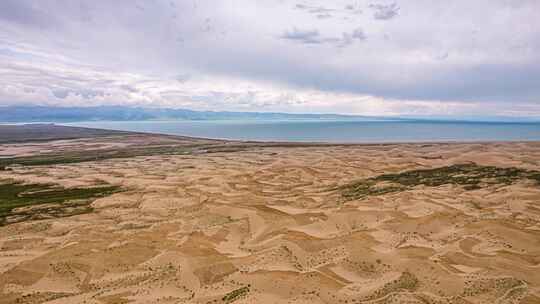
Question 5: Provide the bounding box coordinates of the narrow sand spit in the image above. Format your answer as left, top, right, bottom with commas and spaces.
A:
1, 136, 540, 303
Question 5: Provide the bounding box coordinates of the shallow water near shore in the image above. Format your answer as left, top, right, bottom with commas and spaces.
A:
63, 120, 540, 142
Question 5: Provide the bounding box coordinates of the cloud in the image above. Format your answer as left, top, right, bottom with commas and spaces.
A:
175, 74, 191, 83
340, 28, 367, 46
280, 27, 366, 47
120, 84, 138, 93
52, 89, 105, 99
316, 13, 332, 19
296, 3, 364, 19
52, 89, 69, 99
369, 3, 400, 20
1, 56, 539, 117
0, 0, 539, 118
280, 28, 322, 44
295, 4, 335, 14
0, 0, 57, 28
344, 4, 362, 14
435, 52, 449, 61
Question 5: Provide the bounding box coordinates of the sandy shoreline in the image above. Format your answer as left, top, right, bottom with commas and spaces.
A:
1, 125, 539, 303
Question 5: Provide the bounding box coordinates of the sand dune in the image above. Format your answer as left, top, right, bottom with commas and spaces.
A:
1, 136, 540, 303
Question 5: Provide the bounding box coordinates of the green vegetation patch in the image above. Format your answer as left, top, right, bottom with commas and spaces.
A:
0, 180, 121, 225
462, 277, 525, 298
0, 144, 257, 170
222, 286, 250, 303
340, 163, 540, 200
0, 146, 196, 170
365, 271, 419, 301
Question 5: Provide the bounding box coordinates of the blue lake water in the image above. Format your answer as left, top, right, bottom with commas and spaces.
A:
62, 120, 540, 143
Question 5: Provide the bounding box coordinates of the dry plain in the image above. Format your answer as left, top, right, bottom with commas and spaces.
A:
0, 127, 540, 304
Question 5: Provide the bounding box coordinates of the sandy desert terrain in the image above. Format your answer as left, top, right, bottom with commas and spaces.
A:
1, 129, 540, 304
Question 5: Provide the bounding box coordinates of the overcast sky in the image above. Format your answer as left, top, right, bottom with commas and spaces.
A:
0, 0, 539, 117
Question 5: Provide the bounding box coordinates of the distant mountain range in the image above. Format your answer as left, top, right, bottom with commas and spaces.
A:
0, 106, 396, 122
0, 105, 538, 123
